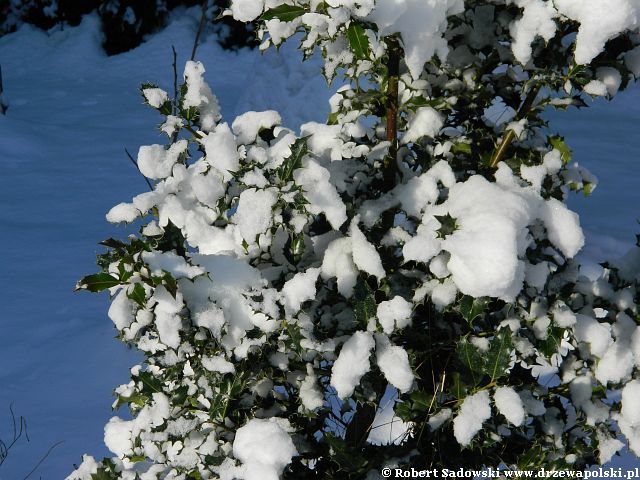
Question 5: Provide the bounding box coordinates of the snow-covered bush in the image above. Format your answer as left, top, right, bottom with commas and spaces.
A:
0, 0, 256, 55
71, 1, 640, 478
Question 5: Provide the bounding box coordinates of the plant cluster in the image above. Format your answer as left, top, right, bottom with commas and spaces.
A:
70, 1, 640, 479
0, 0, 256, 54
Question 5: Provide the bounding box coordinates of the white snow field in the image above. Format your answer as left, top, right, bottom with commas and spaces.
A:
0, 7, 638, 478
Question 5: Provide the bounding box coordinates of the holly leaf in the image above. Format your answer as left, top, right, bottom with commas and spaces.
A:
353, 277, 376, 325
76, 273, 120, 292
456, 336, 484, 385
346, 23, 370, 60
261, 5, 307, 22
459, 296, 489, 324
549, 136, 572, 163
127, 283, 146, 308
485, 328, 513, 382
278, 137, 308, 183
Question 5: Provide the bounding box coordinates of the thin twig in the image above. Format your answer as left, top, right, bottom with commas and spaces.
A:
0, 64, 7, 115
489, 83, 541, 168
0, 404, 28, 467
190, 0, 209, 61
22, 440, 64, 480
171, 45, 179, 113
125, 147, 154, 191
383, 36, 401, 191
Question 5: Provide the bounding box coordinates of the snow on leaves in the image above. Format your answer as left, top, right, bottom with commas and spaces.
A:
70, 1, 640, 478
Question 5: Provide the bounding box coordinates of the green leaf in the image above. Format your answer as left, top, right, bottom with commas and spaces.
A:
91, 469, 115, 480
409, 390, 433, 412
346, 23, 370, 60
434, 214, 458, 239
162, 271, 178, 298
76, 273, 120, 292
456, 336, 484, 385
114, 392, 146, 410
137, 371, 163, 394
278, 137, 308, 183
583, 182, 594, 196
353, 277, 376, 325
485, 328, 513, 382
99, 238, 126, 249
549, 136, 572, 164
459, 296, 489, 324
450, 371, 468, 399
452, 142, 472, 155
127, 283, 146, 308
261, 4, 307, 22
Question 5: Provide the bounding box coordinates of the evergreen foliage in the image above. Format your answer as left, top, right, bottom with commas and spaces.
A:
70, 1, 640, 478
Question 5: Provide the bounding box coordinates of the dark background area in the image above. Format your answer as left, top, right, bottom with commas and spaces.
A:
0, 0, 257, 54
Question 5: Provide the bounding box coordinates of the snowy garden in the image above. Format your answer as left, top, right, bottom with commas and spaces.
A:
1, 0, 640, 478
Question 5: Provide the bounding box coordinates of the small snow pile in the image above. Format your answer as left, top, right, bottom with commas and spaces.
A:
294, 158, 347, 229
367, 0, 465, 79
375, 334, 415, 393
321, 237, 359, 297
104, 417, 134, 457
233, 418, 298, 480
106, 202, 140, 223
182, 61, 220, 132
330, 331, 375, 398
202, 355, 235, 374
618, 380, 640, 456
137, 141, 188, 180
453, 390, 492, 446
368, 399, 412, 445
596, 430, 624, 464
142, 87, 169, 109
555, 0, 640, 65
376, 296, 413, 334
233, 188, 278, 243
299, 364, 324, 410
202, 123, 240, 181
232, 110, 282, 144
65, 455, 99, 480
281, 268, 321, 313
321, 219, 386, 298
230, 0, 264, 22
509, 0, 558, 65
494, 386, 526, 426
108, 289, 136, 330
428, 408, 452, 431
350, 217, 386, 279
401, 107, 444, 144
404, 170, 584, 301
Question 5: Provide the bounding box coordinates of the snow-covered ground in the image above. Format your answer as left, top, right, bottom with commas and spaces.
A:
0, 8, 637, 478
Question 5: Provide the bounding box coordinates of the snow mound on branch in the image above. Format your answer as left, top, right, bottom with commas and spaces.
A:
367, 0, 465, 79
367, 398, 412, 445
453, 390, 491, 446
376, 296, 413, 334
182, 61, 220, 132
401, 107, 444, 144
555, 0, 640, 65
494, 386, 526, 426
510, 0, 558, 65
300, 364, 324, 410
405, 170, 583, 301
331, 331, 375, 398
234, 188, 278, 243
294, 158, 347, 229
375, 334, 414, 393
350, 217, 386, 279
281, 267, 321, 313
233, 418, 298, 480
